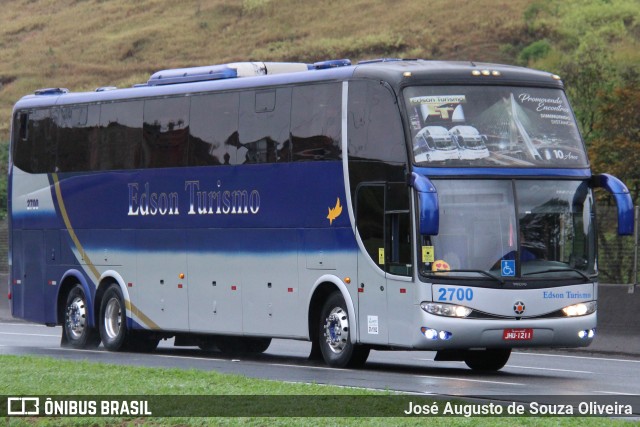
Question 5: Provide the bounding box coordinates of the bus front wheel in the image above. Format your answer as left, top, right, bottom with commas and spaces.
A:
63, 284, 101, 349
464, 348, 511, 371
318, 292, 369, 368
99, 285, 130, 351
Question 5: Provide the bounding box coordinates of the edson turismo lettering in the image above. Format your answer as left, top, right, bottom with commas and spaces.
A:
128, 180, 260, 216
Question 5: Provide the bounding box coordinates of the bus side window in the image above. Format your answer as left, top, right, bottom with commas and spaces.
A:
347, 80, 407, 195
239, 88, 291, 164
290, 83, 341, 162
19, 112, 28, 141
143, 96, 190, 168
57, 105, 99, 172
24, 108, 56, 173
99, 101, 143, 170
189, 92, 240, 166
13, 112, 32, 172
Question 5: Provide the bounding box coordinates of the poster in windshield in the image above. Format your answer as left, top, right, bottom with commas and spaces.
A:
405, 86, 588, 168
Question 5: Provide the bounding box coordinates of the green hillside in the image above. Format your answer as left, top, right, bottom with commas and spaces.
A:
0, 0, 535, 138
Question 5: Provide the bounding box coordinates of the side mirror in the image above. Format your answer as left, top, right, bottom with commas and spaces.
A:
592, 173, 634, 236
410, 172, 439, 236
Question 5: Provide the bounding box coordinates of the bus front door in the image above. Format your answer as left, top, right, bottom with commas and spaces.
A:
356, 184, 389, 345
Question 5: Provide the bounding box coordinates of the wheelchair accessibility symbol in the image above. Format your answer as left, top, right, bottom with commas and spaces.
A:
501, 260, 516, 277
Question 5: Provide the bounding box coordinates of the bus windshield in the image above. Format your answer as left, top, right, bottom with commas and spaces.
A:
421, 179, 596, 281
404, 86, 588, 167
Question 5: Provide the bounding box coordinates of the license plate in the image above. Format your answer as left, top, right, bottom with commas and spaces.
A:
503, 328, 533, 340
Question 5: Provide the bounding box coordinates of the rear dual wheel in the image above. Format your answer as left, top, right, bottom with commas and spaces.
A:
99, 285, 158, 353
63, 284, 101, 349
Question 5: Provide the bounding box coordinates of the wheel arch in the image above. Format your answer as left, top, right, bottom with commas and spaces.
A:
307, 274, 358, 345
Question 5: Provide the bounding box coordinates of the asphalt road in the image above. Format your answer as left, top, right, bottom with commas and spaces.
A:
2, 321, 640, 404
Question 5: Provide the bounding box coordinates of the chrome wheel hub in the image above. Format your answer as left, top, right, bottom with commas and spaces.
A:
323, 307, 349, 354
104, 298, 122, 340
66, 296, 86, 340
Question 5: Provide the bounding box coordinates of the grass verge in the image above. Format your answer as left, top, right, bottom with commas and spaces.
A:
0, 355, 632, 426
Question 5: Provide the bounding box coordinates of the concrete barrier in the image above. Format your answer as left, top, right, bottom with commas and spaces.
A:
0, 275, 638, 355
584, 283, 640, 355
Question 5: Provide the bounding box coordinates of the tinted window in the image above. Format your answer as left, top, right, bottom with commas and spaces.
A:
239, 88, 291, 163
189, 92, 240, 166
347, 80, 408, 197
143, 97, 189, 168
13, 108, 56, 173
348, 81, 405, 163
290, 83, 341, 161
57, 105, 100, 172
99, 101, 143, 170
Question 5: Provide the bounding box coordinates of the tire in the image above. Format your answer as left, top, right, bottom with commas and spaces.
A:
63, 284, 101, 349
318, 291, 370, 368
464, 348, 511, 371
99, 285, 130, 351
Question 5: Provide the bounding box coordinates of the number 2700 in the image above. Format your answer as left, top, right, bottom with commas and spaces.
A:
437, 287, 473, 302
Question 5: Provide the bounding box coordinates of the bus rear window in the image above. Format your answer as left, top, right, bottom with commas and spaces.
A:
404, 86, 588, 168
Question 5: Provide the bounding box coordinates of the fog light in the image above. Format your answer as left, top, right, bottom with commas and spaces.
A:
562, 301, 596, 317
578, 329, 596, 339
421, 327, 438, 340
439, 330, 452, 340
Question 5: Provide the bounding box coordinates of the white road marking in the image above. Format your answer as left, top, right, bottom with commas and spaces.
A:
0, 322, 58, 328
513, 351, 640, 364
507, 365, 593, 374
0, 332, 58, 338
415, 374, 524, 386
592, 391, 638, 395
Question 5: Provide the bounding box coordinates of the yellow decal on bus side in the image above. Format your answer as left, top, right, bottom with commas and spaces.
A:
327, 197, 342, 225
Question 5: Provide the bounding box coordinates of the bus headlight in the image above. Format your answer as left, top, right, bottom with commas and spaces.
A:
421, 302, 472, 318
562, 301, 596, 317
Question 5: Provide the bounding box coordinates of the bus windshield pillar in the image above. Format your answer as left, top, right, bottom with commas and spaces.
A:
410, 172, 439, 236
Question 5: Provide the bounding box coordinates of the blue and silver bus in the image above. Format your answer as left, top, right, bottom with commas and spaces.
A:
8, 59, 634, 370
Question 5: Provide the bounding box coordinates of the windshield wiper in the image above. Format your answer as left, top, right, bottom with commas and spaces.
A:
429, 269, 504, 285
523, 267, 592, 282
